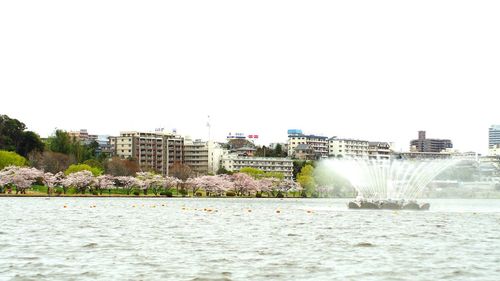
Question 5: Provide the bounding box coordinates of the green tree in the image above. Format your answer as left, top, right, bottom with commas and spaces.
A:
0, 150, 28, 169
297, 164, 316, 196
83, 159, 104, 170
65, 164, 103, 176
0, 115, 44, 157
216, 166, 233, 175
239, 167, 265, 178
48, 130, 72, 154
293, 160, 315, 179
264, 171, 284, 180
47, 130, 100, 163
0, 115, 25, 151
18, 131, 44, 157
239, 167, 284, 180
254, 144, 287, 158
274, 144, 286, 157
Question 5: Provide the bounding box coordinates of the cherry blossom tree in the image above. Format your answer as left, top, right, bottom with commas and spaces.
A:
185, 177, 203, 195
276, 179, 302, 197
231, 173, 259, 196
43, 171, 64, 195
209, 175, 234, 196
0, 166, 43, 194
96, 175, 115, 195
184, 175, 234, 197
256, 178, 279, 197
61, 170, 95, 194
136, 172, 166, 195
163, 176, 181, 194
115, 176, 141, 195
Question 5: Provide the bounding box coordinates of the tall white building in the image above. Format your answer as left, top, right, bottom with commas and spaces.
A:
328, 138, 369, 158
208, 141, 228, 174
489, 125, 500, 148
489, 144, 500, 156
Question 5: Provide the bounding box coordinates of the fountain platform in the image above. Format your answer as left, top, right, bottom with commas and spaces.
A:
348, 200, 430, 210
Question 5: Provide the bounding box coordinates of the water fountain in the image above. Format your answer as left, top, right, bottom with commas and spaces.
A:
324, 158, 459, 210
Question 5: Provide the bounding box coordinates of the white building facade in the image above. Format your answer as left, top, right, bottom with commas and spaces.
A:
287, 130, 328, 159
489, 144, 500, 156
221, 156, 294, 180
328, 138, 369, 158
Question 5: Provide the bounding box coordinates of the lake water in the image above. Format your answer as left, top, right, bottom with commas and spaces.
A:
1, 198, 500, 280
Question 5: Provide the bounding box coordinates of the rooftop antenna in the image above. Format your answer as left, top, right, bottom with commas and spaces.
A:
207, 115, 211, 142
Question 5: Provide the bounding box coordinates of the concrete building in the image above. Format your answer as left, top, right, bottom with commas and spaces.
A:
96, 135, 112, 156
328, 138, 369, 158
410, 131, 452, 153
67, 129, 98, 145
109, 131, 184, 176
183, 138, 209, 176
489, 125, 500, 148
489, 144, 500, 156
287, 129, 328, 160
394, 151, 452, 160
208, 142, 228, 175
368, 142, 392, 160
221, 155, 294, 180
293, 144, 315, 160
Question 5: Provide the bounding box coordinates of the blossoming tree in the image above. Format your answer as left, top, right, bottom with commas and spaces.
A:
61, 170, 95, 194
96, 174, 116, 195
0, 166, 43, 194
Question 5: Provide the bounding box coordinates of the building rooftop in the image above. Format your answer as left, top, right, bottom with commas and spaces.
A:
329, 137, 368, 142
289, 134, 328, 139
223, 155, 292, 161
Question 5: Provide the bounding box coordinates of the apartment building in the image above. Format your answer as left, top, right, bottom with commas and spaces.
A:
109, 131, 183, 176
410, 131, 452, 153
221, 155, 294, 180
67, 129, 98, 145
328, 138, 369, 158
183, 138, 209, 176
368, 142, 392, 160
489, 144, 500, 156
287, 129, 328, 160
489, 125, 500, 148
208, 142, 228, 174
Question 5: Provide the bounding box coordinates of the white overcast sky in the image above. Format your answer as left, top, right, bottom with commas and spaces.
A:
1, 1, 499, 153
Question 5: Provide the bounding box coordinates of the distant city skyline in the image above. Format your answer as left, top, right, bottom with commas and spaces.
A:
0, 110, 496, 155
1, 1, 499, 154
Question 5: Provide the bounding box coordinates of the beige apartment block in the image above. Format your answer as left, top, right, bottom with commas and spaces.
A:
109, 131, 183, 176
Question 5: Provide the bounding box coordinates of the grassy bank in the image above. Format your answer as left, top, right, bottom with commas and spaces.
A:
0, 185, 307, 198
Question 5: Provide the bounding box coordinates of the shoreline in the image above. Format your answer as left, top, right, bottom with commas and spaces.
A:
2, 194, 500, 199
0, 194, 316, 199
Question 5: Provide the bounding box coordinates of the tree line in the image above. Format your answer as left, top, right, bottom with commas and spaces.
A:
0, 114, 140, 176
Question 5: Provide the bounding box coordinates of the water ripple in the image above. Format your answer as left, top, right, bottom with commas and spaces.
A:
1, 198, 500, 280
